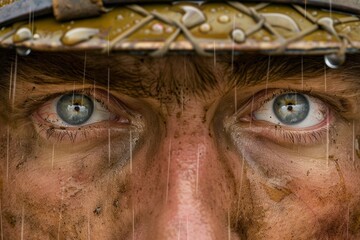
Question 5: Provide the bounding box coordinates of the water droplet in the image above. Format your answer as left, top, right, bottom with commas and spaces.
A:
311, 11, 318, 16
152, 23, 164, 34
16, 47, 31, 56
263, 36, 271, 41
324, 53, 346, 69
61, 28, 99, 46
181, 6, 206, 28
199, 23, 211, 33
218, 15, 230, 23
166, 27, 173, 33
33, 33, 40, 40
342, 26, 351, 33
134, 19, 140, 24
130, 13, 135, 18
13, 27, 32, 43
232, 29, 246, 43
236, 13, 243, 18
144, 29, 151, 34
210, 8, 216, 13
116, 14, 123, 20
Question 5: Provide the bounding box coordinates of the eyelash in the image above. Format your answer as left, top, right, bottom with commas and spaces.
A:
245, 120, 335, 145
32, 88, 129, 143
239, 89, 336, 145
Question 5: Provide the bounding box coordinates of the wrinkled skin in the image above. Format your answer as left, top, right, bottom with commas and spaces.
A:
0, 52, 360, 240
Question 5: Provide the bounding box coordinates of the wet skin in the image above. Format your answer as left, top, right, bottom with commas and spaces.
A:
0, 52, 360, 239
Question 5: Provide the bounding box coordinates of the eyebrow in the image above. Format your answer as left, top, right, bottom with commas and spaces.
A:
229, 54, 360, 88
1, 51, 360, 101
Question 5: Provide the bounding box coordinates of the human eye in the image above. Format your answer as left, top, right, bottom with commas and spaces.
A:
32, 89, 134, 143
240, 90, 337, 145
253, 92, 327, 128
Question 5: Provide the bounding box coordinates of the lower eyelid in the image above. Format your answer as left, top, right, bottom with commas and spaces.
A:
32, 115, 131, 144
235, 106, 335, 145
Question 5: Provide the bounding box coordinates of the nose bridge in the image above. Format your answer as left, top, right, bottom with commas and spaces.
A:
149, 106, 231, 240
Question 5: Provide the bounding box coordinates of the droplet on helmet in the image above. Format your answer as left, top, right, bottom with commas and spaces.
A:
218, 15, 230, 23
151, 23, 164, 34
231, 29, 246, 43
324, 53, 346, 69
13, 27, 32, 43
199, 23, 211, 33
61, 28, 100, 46
16, 47, 31, 56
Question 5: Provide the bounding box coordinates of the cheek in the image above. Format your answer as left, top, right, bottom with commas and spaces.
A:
227, 121, 360, 197
334, 121, 360, 202
0, 129, 136, 226
224, 120, 360, 237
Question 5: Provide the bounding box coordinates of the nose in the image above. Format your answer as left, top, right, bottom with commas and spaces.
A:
135, 102, 240, 240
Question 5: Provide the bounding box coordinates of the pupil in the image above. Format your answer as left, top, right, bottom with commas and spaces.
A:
74, 105, 80, 112
287, 105, 293, 111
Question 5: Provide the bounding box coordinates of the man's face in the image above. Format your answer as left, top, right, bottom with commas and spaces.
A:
0, 52, 359, 239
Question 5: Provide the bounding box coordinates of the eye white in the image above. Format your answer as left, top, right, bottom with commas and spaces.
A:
253, 94, 326, 128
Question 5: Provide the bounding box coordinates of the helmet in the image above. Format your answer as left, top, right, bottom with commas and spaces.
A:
0, 0, 360, 68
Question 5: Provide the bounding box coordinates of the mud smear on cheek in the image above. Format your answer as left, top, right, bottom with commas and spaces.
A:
230, 165, 266, 240
261, 183, 292, 202
60, 132, 138, 239
349, 206, 360, 235
99, 130, 141, 170
3, 211, 16, 228
227, 132, 348, 238
213, 120, 267, 238
356, 135, 360, 159
110, 175, 131, 217
310, 155, 351, 237
2, 123, 40, 174
0, 135, 4, 193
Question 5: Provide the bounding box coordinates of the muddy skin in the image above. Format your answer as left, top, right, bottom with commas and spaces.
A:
0, 53, 360, 239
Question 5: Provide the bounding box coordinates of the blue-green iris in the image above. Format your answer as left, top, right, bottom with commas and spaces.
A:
273, 93, 309, 125
56, 94, 94, 125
